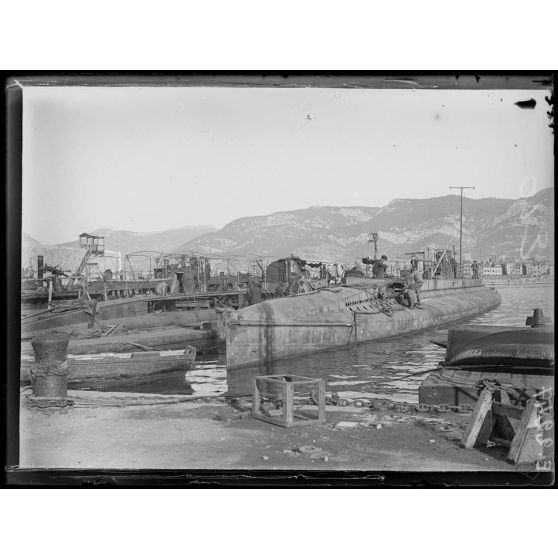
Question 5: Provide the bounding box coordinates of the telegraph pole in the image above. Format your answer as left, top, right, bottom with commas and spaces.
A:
450, 186, 475, 277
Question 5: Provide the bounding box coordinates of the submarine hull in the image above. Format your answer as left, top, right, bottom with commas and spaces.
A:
225, 278, 501, 370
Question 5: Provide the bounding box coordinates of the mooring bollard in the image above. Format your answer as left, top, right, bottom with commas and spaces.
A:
28, 334, 73, 408
526, 308, 551, 328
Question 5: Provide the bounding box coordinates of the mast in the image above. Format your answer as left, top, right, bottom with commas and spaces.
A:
450, 187, 475, 277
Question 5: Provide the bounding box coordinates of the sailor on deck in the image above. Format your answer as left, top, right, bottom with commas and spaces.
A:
372, 255, 388, 278
405, 261, 423, 309
245, 280, 262, 306
471, 260, 479, 279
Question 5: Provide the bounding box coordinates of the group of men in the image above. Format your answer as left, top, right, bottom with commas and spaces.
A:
243, 255, 424, 310
243, 251, 482, 310
372, 254, 423, 309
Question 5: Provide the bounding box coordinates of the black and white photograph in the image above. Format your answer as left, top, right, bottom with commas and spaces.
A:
5, 73, 555, 483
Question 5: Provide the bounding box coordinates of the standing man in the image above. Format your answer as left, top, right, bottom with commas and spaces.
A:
449, 253, 458, 278
372, 255, 388, 278
246, 280, 262, 306
405, 261, 424, 309
471, 260, 479, 279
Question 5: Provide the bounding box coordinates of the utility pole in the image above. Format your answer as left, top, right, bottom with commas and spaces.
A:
450, 186, 475, 277
368, 233, 379, 260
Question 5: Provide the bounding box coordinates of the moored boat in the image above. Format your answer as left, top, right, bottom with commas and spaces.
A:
419, 309, 554, 407
21, 345, 197, 383
21, 326, 219, 356
21, 295, 219, 337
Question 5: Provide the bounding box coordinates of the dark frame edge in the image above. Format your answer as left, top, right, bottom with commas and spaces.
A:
4, 78, 23, 472
3, 469, 555, 487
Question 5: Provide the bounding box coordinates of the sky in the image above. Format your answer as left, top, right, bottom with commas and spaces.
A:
22, 85, 553, 245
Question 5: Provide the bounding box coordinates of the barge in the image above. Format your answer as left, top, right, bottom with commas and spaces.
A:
21, 345, 197, 383
21, 295, 219, 337
223, 277, 501, 370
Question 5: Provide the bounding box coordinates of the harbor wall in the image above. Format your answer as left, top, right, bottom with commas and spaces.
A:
226, 285, 501, 370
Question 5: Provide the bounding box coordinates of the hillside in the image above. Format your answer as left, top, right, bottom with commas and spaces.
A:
178, 189, 554, 262
22, 225, 215, 274
22, 189, 553, 272
22, 233, 121, 274
175, 206, 381, 260
57, 225, 215, 255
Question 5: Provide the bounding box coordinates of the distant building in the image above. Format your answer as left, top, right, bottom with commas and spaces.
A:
525, 261, 548, 277
505, 263, 515, 275
483, 265, 503, 276
506, 261, 525, 276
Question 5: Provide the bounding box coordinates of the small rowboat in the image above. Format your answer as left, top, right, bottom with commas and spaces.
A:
419, 314, 554, 407
444, 326, 554, 368
21, 345, 196, 383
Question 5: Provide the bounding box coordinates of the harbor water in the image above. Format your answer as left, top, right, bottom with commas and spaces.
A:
76, 283, 555, 402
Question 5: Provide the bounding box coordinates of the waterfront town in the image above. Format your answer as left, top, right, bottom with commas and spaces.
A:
20, 243, 555, 287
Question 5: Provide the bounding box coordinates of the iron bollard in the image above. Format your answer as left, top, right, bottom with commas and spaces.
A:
28, 334, 73, 408
526, 308, 551, 328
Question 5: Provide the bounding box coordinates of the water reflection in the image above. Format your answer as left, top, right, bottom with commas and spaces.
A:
225, 328, 448, 402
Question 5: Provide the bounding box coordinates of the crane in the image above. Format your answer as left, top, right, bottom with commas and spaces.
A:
67, 233, 105, 287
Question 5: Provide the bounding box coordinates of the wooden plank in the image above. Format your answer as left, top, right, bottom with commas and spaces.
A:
508, 399, 544, 464
260, 376, 290, 384
318, 379, 326, 423
252, 378, 260, 416
284, 374, 320, 382
492, 402, 524, 421
252, 415, 288, 427
491, 436, 512, 448
257, 391, 284, 399
476, 411, 494, 446
284, 382, 294, 427
461, 389, 493, 449
126, 341, 156, 351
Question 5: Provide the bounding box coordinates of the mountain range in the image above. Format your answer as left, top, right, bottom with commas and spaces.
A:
22, 225, 215, 273
22, 189, 553, 271
56, 225, 215, 255
178, 188, 554, 263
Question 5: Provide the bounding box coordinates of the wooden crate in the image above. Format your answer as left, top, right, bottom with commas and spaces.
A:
252, 374, 326, 428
